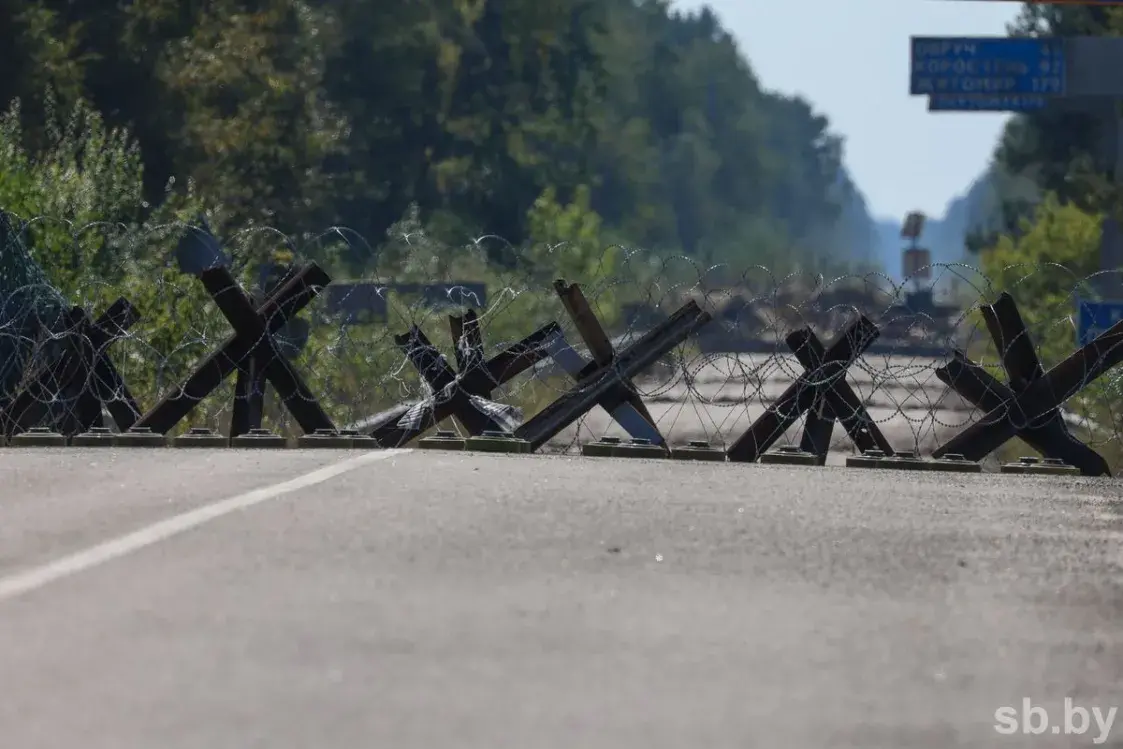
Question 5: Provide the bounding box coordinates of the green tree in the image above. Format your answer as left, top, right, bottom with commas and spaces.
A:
975, 195, 1123, 468
0, 92, 146, 292
981, 194, 1100, 356
0, 91, 221, 421
0, 0, 883, 275
990, 5, 1123, 222
157, 0, 346, 233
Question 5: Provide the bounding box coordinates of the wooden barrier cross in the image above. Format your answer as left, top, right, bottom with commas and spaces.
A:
365, 317, 563, 447
788, 326, 895, 464
0, 298, 141, 437
392, 312, 514, 436
515, 300, 711, 452
543, 280, 664, 446
134, 262, 334, 435
726, 316, 883, 462
933, 292, 1113, 476
226, 264, 310, 438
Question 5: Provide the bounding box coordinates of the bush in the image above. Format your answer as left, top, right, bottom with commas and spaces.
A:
0, 97, 657, 438
976, 194, 1123, 469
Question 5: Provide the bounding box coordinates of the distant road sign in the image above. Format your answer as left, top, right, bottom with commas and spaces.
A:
927, 94, 1048, 112
901, 212, 926, 240
955, 1, 1123, 4
1076, 299, 1123, 346
910, 36, 1065, 96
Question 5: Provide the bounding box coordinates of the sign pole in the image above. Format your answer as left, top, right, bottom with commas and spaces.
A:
1101, 103, 1123, 298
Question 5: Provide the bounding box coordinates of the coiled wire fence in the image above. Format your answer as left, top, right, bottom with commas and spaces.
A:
2, 210, 1123, 474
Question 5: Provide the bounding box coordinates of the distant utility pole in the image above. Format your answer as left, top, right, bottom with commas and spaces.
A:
900, 210, 931, 292
908, 4, 1123, 344
1092, 98, 1123, 298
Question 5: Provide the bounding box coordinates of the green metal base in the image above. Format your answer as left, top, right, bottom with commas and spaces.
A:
877, 450, 931, 471
464, 431, 532, 454
847, 449, 898, 469
760, 446, 820, 466
882, 458, 932, 471
297, 429, 353, 448
670, 440, 726, 462
581, 440, 617, 457
847, 450, 983, 473
614, 441, 666, 459
1000, 456, 1079, 476
927, 454, 983, 473
71, 427, 116, 446
418, 430, 466, 451
113, 427, 168, 447
9, 427, 68, 446
581, 436, 667, 459
230, 429, 288, 449
172, 427, 229, 448
338, 429, 379, 448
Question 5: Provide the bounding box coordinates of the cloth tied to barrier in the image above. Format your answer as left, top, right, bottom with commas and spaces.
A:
394, 348, 524, 434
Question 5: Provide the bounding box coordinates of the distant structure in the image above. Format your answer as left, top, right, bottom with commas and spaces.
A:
900, 210, 932, 287
323, 282, 389, 324
0, 211, 70, 413
317, 279, 488, 326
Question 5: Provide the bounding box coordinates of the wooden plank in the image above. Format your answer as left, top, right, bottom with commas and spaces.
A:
516, 302, 710, 451
200, 266, 334, 435
480, 322, 563, 385
787, 327, 892, 456
86, 298, 143, 431
981, 293, 1044, 390
934, 350, 1110, 475
229, 362, 267, 437
726, 316, 880, 462
396, 327, 459, 393
799, 407, 834, 464
449, 314, 467, 372
553, 280, 661, 434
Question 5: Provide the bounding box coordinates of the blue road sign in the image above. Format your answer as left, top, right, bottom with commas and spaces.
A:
910, 36, 1065, 96
953, 1, 1123, 3
1076, 299, 1123, 346
927, 94, 1048, 112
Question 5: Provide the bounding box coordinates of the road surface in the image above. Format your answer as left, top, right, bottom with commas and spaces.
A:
0, 447, 1121, 748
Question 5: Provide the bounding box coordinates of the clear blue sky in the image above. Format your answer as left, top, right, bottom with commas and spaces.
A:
672, 0, 1021, 224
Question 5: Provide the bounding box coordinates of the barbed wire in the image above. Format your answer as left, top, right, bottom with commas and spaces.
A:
2, 212, 1122, 473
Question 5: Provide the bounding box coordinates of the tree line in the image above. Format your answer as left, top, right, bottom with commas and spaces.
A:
0, 0, 881, 279
947, 3, 1123, 468
961, 4, 1123, 257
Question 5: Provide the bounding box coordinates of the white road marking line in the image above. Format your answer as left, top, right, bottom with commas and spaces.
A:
0, 448, 412, 603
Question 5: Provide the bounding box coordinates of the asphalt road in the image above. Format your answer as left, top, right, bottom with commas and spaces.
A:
0, 447, 1121, 748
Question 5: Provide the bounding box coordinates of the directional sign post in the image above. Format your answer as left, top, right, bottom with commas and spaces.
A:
962, 1, 1123, 4
910, 37, 1066, 98
927, 94, 1048, 113
913, 10, 1123, 313
1076, 299, 1123, 346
